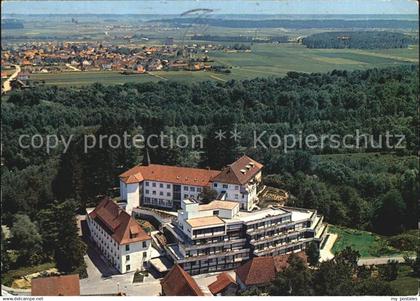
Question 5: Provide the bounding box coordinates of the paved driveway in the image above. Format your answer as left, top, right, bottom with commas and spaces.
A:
80, 241, 162, 296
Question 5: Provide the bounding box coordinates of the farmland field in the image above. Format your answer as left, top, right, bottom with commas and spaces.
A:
30, 43, 419, 87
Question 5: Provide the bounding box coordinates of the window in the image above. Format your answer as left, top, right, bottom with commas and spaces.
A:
167, 184, 171, 189
160, 191, 163, 196
235, 186, 239, 190
235, 194, 239, 199
197, 187, 202, 192
167, 192, 171, 197
160, 183, 163, 188
126, 255, 130, 261
145, 182, 149, 186
152, 182, 156, 187
125, 245, 130, 251
152, 191, 156, 195
190, 187, 195, 192
184, 194, 188, 198
126, 265, 130, 271
222, 184, 228, 189
213, 183, 218, 187
142, 241, 147, 248
213, 210, 219, 216
143, 252, 147, 258
145, 189, 149, 194
184, 186, 188, 191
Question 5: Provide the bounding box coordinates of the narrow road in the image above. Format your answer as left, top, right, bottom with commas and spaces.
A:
319, 233, 337, 262
2, 64, 21, 94
148, 72, 167, 81
65, 63, 81, 71
358, 256, 414, 266
210, 74, 227, 82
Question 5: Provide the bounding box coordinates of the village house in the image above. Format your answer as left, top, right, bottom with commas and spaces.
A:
235, 251, 307, 290
160, 264, 205, 296
208, 272, 238, 296
31, 274, 80, 296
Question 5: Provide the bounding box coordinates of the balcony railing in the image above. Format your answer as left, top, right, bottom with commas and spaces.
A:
177, 248, 251, 263
249, 228, 307, 246
246, 219, 299, 234
253, 238, 312, 256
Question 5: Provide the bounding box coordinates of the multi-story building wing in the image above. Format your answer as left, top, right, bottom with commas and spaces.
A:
87, 198, 152, 274
119, 164, 220, 213
119, 155, 263, 213
211, 156, 263, 211
164, 199, 327, 275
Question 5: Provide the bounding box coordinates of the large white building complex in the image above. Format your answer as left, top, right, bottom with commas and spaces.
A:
163, 198, 326, 275
87, 155, 327, 277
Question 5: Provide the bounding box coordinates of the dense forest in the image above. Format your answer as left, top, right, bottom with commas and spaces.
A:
1, 65, 418, 278
302, 31, 417, 49
191, 34, 289, 43
158, 18, 418, 29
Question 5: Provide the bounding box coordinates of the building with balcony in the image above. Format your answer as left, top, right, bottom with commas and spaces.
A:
119, 155, 263, 213
163, 198, 326, 275
87, 198, 152, 274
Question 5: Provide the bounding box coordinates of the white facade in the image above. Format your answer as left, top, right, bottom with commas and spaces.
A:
143, 180, 173, 208
120, 181, 140, 214
211, 171, 261, 211
121, 178, 205, 210
87, 214, 152, 274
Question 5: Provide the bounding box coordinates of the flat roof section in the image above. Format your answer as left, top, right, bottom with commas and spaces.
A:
198, 200, 239, 211
186, 216, 225, 228
233, 207, 288, 223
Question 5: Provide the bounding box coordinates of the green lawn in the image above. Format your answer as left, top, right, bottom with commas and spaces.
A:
29, 43, 419, 87
329, 225, 401, 258
1, 262, 56, 287
389, 264, 419, 296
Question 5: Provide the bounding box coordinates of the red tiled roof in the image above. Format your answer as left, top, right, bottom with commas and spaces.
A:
161, 264, 204, 296
89, 198, 150, 245
235, 252, 307, 286
31, 274, 80, 296
211, 155, 263, 185
119, 164, 220, 186
235, 257, 276, 286
208, 272, 236, 295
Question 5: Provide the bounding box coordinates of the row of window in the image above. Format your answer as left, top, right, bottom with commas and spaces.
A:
183, 186, 202, 192
145, 190, 171, 197
144, 181, 202, 193
213, 183, 239, 190
144, 197, 172, 207
90, 220, 118, 248
145, 182, 171, 189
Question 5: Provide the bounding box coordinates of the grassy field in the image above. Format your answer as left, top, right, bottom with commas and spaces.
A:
1, 262, 56, 287
389, 264, 419, 296
29, 43, 419, 87
329, 225, 402, 258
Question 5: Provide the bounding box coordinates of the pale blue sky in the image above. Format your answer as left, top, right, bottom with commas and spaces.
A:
2, 0, 419, 15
